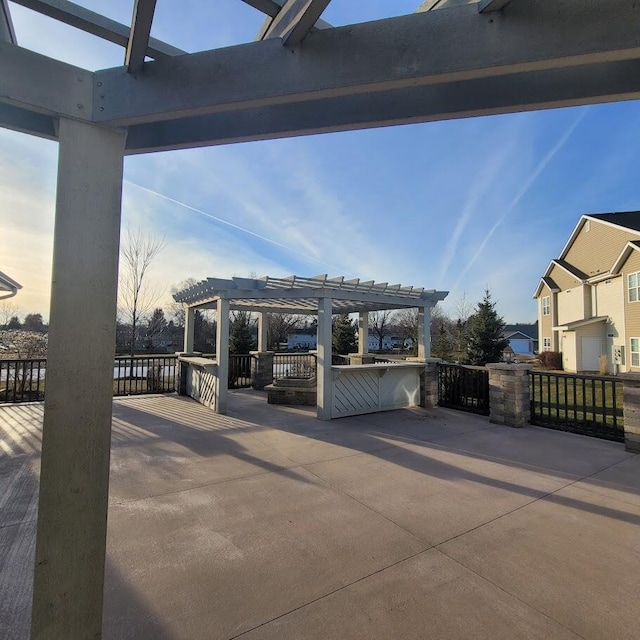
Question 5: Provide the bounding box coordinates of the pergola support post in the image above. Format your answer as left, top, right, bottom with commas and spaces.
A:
358, 311, 368, 354
316, 296, 332, 420
31, 118, 126, 640
184, 305, 195, 352
257, 311, 269, 351
216, 297, 230, 413
418, 305, 432, 359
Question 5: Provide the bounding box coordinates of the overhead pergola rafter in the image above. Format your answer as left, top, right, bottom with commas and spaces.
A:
2, 1, 640, 153
173, 274, 448, 314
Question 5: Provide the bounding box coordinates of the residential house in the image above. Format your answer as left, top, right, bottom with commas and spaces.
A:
503, 323, 538, 356
287, 329, 317, 351
534, 211, 640, 373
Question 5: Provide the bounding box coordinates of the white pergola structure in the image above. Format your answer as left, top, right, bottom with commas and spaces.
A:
2, 0, 640, 637
174, 274, 448, 418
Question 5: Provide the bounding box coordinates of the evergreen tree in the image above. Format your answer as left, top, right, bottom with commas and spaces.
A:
432, 323, 453, 361
229, 311, 256, 354
332, 313, 356, 354
466, 289, 509, 365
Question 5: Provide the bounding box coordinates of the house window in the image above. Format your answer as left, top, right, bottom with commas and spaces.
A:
628, 272, 640, 302
542, 296, 550, 316
543, 337, 551, 352
631, 339, 640, 367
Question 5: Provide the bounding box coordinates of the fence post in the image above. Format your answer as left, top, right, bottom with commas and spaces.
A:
486, 363, 532, 427
407, 357, 440, 408
623, 379, 640, 452
250, 351, 274, 390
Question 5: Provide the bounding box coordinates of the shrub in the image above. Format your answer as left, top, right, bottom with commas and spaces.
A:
538, 350, 562, 370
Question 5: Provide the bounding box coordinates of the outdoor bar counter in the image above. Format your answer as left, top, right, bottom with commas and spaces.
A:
330, 361, 424, 418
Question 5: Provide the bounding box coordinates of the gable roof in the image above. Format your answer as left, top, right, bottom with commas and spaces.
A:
552, 259, 588, 281
504, 330, 533, 340
611, 240, 640, 275
588, 211, 640, 233
533, 276, 560, 299
504, 323, 538, 340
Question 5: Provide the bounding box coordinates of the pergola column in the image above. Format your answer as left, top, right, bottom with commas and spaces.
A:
31, 118, 126, 640
216, 297, 230, 413
184, 305, 195, 352
316, 297, 332, 420
418, 305, 432, 359
257, 311, 269, 351
358, 311, 368, 354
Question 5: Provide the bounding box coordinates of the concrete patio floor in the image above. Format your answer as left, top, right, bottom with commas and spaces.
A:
1, 390, 639, 639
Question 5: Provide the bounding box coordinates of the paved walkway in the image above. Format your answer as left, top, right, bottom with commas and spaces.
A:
1, 391, 639, 639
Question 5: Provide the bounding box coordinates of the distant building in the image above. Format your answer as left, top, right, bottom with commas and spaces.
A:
503, 323, 538, 356
287, 329, 317, 350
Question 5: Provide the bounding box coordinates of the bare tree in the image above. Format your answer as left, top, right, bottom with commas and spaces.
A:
0, 301, 20, 328
395, 308, 418, 352
369, 310, 394, 351
168, 277, 198, 327
118, 228, 166, 358
268, 313, 306, 350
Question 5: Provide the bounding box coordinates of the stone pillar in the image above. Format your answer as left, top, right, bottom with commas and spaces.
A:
31, 119, 126, 640
184, 306, 195, 352
250, 351, 274, 390
257, 312, 269, 352
358, 311, 368, 355
417, 305, 432, 359
216, 298, 230, 414
486, 364, 532, 427
316, 297, 333, 420
622, 379, 640, 452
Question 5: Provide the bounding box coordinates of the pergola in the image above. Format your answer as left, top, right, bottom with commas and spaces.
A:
2, 0, 639, 637
174, 274, 448, 417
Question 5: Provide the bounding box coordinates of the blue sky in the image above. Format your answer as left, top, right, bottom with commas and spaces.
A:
3, 0, 640, 323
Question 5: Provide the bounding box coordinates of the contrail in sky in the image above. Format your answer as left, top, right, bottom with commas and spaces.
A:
452, 109, 587, 291
123, 180, 343, 272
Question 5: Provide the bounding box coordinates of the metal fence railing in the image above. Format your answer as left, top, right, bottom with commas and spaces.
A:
113, 356, 177, 396
437, 363, 490, 416
0, 358, 46, 403
273, 353, 316, 380
0, 356, 178, 403
530, 371, 624, 442
229, 354, 253, 389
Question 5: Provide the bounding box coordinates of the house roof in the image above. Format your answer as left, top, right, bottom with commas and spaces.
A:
552, 259, 588, 281
174, 274, 448, 315
504, 323, 538, 340
532, 275, 560, 299
587, 211, 640, 233
553, 316, 608, 331
504, 331, 533, 340
610, 240, 640, 275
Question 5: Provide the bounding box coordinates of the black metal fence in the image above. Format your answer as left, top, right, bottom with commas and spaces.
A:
113, 356, 177, 396
530, 371, 624, 442
0, 356, 178, 403
229, 354, 253, 389
437, 363, 490, 416
0, 358, 46, 403
273, 353, 316, 380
